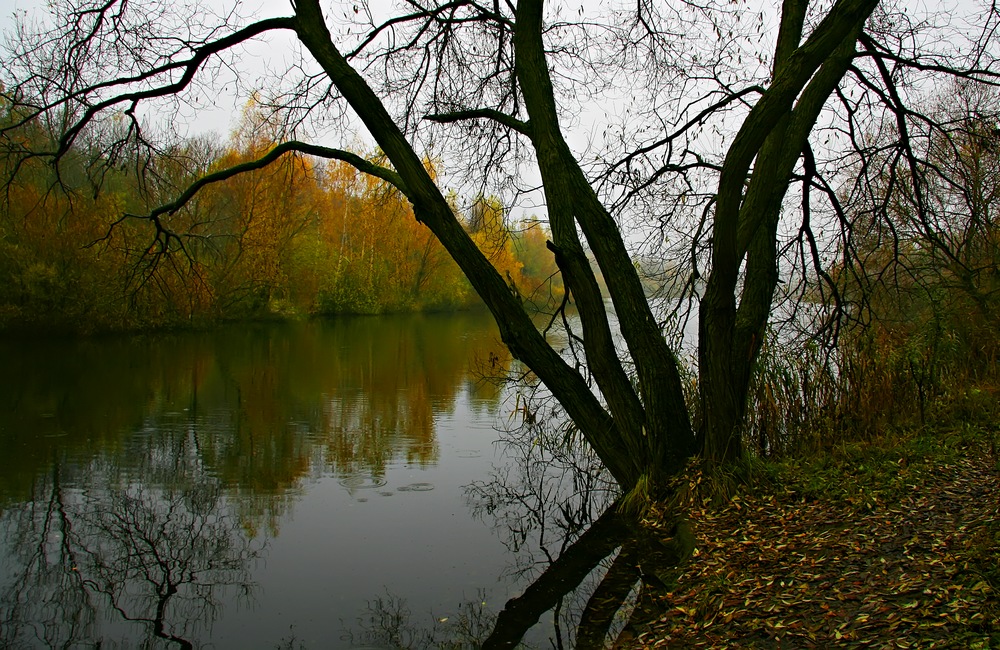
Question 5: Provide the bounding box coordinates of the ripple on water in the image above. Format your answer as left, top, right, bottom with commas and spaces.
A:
396, 482, 435, 492
456, 449, 481, 458
338, 475, 388, 490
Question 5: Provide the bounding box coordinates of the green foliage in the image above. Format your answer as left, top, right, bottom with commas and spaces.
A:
0, 113, 552, 331
618, 472, 654, 515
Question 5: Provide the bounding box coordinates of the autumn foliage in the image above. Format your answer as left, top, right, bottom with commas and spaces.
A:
0, 106, 562, 333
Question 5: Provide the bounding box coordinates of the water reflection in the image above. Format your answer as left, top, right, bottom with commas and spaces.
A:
467, 401, 692, 648
343, 409, 687, 649
0, 314, 511, 511
344, 503, 686, 649
348, 591, 497, 648
0, 314, 689, 648
0, 314, 524, 647
0, 460, 261, 649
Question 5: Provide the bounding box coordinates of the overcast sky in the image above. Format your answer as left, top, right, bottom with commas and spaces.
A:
1, 0, 301, 137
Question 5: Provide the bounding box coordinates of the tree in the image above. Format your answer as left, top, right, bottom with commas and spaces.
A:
2, 0, 998, 495
840, 80, 1000, 331
467, 194, 524, 292
193, 102, 328, 316
313, 155, 472, 312
511, 217, 564, 309
821, 81, 1000, 427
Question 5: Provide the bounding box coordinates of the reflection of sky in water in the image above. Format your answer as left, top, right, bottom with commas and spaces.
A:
208, 394, 514, 648
0, 316, 607, 649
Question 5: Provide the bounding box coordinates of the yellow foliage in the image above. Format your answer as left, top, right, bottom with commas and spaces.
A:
468, 195, 524, 290
0, 116, 556, 329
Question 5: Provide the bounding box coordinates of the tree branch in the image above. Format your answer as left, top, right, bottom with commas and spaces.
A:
424, 108, 532, 136
143, 141, 404, 221
4, 16, 298, 160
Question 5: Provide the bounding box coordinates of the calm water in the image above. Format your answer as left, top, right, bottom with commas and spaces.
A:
0, 313, 621, 649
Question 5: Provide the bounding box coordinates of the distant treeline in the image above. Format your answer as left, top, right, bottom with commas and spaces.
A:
0, 103, 562, 333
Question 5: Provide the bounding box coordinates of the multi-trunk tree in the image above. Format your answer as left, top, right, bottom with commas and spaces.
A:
2, 0, 997, 494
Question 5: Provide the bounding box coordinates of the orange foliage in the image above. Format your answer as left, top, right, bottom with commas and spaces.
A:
316, 157, 469, 313
1, 103, 556, 330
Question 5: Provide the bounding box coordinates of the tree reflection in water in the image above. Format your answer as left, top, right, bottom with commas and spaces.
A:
0, 317, 690, 648
347, 407, 690, 649
0, 459, 262, 649
349, 591, 497, 649
0, 315, 518, 648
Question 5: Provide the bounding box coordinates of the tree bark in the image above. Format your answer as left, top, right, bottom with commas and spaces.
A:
293, 0, 649, 487
700, 0, 876, 465
514, 0, 696, 484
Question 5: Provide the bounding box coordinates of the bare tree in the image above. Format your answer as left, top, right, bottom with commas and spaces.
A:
837, 78, 1000, 324
2, 0, 998, 496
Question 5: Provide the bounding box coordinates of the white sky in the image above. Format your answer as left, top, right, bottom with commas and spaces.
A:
1, 0, 302, 137
2, 0, 991, 225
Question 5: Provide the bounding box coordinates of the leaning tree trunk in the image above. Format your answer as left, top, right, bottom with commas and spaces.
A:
297, 0, 874, 488
294, 0, 674, 490
513, 0, 697, 486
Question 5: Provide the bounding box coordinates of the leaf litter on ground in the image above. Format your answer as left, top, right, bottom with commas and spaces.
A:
634, 437, 999, 649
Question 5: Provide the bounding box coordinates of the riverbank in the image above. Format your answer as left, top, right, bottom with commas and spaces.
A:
635, 426, 1000, 648
0, 303, 501, 338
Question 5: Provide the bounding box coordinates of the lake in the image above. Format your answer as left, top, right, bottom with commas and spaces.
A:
0, 313, 625, 649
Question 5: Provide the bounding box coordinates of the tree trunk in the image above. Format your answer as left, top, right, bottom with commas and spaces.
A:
699, 0, 874, 465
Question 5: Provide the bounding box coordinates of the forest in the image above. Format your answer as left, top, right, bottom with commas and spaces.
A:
0, 100, 563, 333
0, 0, 997, 487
